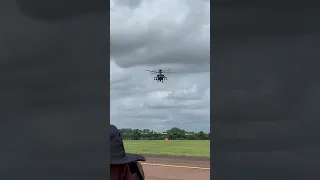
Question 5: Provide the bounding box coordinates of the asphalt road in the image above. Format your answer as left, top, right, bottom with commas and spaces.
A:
141, 155, 210, 180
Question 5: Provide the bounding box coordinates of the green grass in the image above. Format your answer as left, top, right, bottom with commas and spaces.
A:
123, 140, 210, 157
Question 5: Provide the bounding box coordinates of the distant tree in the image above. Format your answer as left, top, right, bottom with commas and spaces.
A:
196, 131, 208, 140
185, 133, 200, 140
142, 129, 150, 134
119, 128, 133, 139
152, 132, 165, 140
167, 127, 186, 140
132, 129, 142, 140
118, 127, 209, 140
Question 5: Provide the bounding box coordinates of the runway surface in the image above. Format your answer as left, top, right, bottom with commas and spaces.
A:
141, 155, 210, 180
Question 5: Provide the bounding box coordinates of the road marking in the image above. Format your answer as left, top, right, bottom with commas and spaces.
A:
141, 162, 210, 170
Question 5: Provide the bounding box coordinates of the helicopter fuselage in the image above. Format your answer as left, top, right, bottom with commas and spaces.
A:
154, 74, 167, 82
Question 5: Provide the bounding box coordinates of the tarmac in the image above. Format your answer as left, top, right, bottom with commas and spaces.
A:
141, 155, 210, 180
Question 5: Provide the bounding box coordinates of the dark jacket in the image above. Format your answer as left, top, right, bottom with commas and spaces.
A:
110, 162, 145, 180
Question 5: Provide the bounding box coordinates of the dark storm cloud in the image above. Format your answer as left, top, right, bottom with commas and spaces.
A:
212, 6, 320, 179
1, 1, 108, 179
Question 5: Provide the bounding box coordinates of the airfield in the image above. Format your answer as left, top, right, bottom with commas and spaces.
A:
124, 140, 210, 180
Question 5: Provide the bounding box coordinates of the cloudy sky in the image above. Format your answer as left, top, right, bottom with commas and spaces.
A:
110, 0, 210, 132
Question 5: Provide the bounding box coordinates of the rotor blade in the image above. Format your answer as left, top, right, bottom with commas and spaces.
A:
162, 72, 176, 73
162, 69, 171, 72
145, 70, 158, 73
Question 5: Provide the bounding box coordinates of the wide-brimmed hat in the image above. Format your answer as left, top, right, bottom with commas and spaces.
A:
110, 125, 145, 164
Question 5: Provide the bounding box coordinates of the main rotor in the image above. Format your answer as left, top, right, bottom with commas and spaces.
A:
145, 69, 175, 82
145, 69, 174, 74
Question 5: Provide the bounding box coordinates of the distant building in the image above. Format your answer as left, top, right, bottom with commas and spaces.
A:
185, 132, 194, 135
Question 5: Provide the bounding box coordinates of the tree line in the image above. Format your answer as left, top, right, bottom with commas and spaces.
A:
119, 127, 210, 140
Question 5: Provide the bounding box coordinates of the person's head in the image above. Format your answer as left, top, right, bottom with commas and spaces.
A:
110, 125, 145, 180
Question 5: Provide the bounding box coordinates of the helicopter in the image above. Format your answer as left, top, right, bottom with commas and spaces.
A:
145, 69, 175, 82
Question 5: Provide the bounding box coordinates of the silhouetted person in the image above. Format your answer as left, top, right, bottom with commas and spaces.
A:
110, 125, 145, 180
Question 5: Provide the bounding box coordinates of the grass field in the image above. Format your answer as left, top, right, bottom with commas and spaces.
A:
123, 140, 210, 157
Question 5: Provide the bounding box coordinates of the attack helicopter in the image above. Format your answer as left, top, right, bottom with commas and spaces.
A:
145, 69, 175, 82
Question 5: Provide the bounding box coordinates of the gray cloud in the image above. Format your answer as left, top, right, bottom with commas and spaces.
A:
110, 0, 210, 70
110, 0, 210, 132
113, 0, 143, 8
